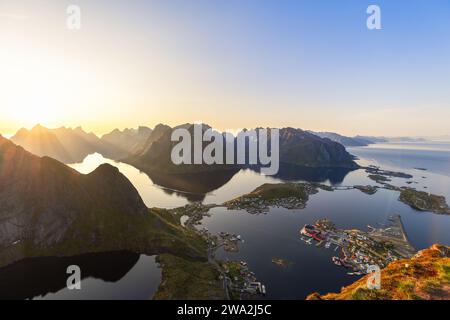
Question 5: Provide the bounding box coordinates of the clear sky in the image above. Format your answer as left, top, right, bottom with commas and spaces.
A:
0, 0, 449, 136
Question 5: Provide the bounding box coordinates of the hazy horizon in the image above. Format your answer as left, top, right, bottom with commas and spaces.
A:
3, 122, 450, 142
1, 0, 449, 136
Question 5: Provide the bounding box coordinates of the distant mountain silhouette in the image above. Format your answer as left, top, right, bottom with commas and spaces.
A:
101, 126, 152, 154
11, 125, 73, 163
10, 125, 126, 163
354, 135, 388, 144
308, 131, 371, 147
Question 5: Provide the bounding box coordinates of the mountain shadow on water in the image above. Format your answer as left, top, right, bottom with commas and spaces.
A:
144, 168, 241, 201
250, 163, 356, 185
144, 163, 354, 202
0, 251, 140, 300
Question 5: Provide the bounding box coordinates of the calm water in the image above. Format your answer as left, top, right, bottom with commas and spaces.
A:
0, 252, 161, 300
2, 142, 450, 299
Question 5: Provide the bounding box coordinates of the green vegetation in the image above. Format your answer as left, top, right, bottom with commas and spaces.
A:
154, 254, 225, 300
246, 183, 318, 200
224, 261, 247, 288
2, 207, 208, 269
399, 188, 450, 214
224, 183, 320, 213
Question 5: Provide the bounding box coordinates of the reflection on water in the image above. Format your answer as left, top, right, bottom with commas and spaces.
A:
261, 163, 355, 184
38, 143, 450, 299
0, 252, 160, 300
69, 154, 355, 207
144, 168, 240, 202
70, 154, 188, 208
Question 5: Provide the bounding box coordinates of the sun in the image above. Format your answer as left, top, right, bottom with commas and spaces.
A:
4, 82, 63, 128
0, 45, 94, 130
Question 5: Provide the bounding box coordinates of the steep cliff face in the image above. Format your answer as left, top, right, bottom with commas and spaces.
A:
307, 244, 450, 300
130, 123, 173, 166
278, 128, 358, 168
0, 136, 205, 268
126, 124, 358, 174
126, 123, 240, 175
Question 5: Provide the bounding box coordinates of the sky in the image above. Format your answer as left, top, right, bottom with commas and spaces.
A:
0, 0, 449, 136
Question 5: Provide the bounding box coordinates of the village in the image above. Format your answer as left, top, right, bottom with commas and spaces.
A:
300, 215, 416, 275
220, 261, 267, 299
172, 202, 267, 299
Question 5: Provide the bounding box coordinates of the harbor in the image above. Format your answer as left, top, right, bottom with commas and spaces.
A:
173, 202, 267, 299
300, 215, 417, 275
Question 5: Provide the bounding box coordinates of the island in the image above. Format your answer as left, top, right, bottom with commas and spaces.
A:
365, 166, 413, 179
354, 185, 379, 195
223, 183, 321, 214
368, 174, 392, 184
272, 258, 293, 268
399, 188, 450, 214
222, 181, 450, 216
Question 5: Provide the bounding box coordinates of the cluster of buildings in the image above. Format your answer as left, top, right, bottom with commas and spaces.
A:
226, 195, 308, 214
300, 218, 407, 275
176, 202, 266, 299
218, 232, 243, 252
221, 261, 266, 298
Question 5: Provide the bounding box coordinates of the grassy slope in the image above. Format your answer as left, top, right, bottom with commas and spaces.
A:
307, 244, 450, 300
154, 254, 226, 300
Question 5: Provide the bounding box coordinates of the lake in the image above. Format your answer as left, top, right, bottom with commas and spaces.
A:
1, 142, 449, 299
0, 252, 161, 300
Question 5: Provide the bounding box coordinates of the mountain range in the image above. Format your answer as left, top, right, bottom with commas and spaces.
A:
9, 124, 359, 171
308, 131, 374, 147
125, 124, 359, 174
10, 125, 128, 164
101, 126, 152, 154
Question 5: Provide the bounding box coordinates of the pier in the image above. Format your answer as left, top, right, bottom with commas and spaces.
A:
299, 215, 417, 274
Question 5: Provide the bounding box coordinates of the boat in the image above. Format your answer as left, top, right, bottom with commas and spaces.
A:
325, 242, 331, 249
332, 256, 342, 266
